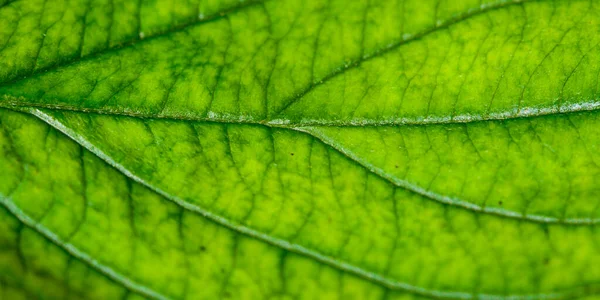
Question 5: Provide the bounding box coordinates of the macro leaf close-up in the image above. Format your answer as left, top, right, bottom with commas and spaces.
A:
2, 0, 600, 299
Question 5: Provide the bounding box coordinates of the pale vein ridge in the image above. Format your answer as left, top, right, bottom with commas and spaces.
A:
6, 103, 600, 225
0, 195, 169, 300
1, 0, 562, 128
3, 99, 600, 127
26, 109, 600, 300
268, 100, 600, 126
296, 127, 600, 226
270, 0, 540, 118
4, 0, 597, 126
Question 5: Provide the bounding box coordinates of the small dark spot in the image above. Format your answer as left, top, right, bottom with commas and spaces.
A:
543, 257, 550, 265
200, 246, 206, 251
498, 201, 503, 206
395, 165, 399, 168
290, 152, 294, 156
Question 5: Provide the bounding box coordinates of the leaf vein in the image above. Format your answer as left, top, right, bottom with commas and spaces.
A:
0, 196, 169, 300
21, 109, 600, 300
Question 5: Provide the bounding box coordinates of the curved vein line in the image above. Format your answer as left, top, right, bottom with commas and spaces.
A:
6, 103, 600, 225
297, 126, 600, 226
271, 0, 539, 117
0, 0, 266, 86
0, 196, 169, 300
26, 109, 600, 300
3, 0, 536, 118
3, 99, 600, 127
2, 0, 593, 127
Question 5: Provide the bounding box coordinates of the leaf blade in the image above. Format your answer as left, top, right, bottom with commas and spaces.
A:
3, 0, 600, 298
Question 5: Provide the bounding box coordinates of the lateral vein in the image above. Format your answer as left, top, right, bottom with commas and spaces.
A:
0, 196, 169, 300
21, 108, 600, 300
0, 0, 268, 87
5, 104, 600, 225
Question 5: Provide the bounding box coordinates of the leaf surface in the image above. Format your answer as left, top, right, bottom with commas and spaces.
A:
2, 0, 600, 298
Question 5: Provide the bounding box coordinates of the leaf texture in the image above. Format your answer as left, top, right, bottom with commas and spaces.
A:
2, 0, 600, 299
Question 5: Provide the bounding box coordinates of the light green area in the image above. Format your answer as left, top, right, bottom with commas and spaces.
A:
2, 0, 600, 298
303, 111, 600, 222
2, 1, 600, 122
0, 109, 407, 299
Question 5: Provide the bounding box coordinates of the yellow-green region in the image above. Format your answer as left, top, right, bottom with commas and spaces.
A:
2, 0, 600, 299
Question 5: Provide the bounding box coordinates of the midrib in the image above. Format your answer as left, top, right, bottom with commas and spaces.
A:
15, 107, 598, 300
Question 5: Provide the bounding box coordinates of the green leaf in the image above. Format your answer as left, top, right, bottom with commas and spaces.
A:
1, 0, 600, 298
